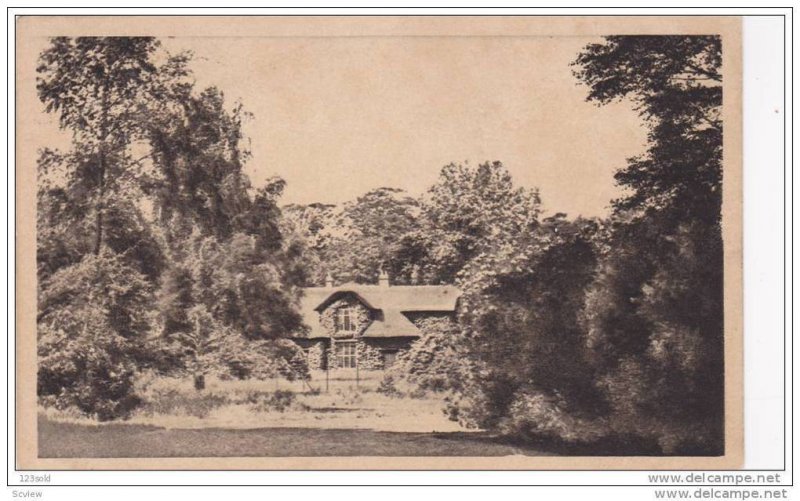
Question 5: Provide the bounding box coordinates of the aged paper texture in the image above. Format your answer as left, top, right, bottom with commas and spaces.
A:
16, 15, 742, 470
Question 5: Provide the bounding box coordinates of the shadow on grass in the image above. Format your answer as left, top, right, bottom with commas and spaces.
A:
38, 416, 685, 458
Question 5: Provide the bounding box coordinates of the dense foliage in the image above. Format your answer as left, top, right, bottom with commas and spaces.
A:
573, 36, 725, 453
282, 187, 421, 285
350, 36, 725, 454
285, 161, 541, 286
36, 37, 306, 418
36, 35, 726, 454
37, 253, 154, 420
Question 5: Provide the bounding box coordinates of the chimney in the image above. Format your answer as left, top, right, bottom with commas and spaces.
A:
378, 269, 390, 287
325, 273, 334, 288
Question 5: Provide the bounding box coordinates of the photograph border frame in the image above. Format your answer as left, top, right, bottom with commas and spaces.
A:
7, 6, 787, 484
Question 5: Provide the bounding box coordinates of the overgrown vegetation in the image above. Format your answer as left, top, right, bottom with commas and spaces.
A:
324, 36, 723, 455
36, 38, 307, 420
37, 35, 725, 455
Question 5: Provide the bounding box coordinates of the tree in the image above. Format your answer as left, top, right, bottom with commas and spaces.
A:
405, 161, 541, 284
37, 37, 178, 256
340, 187, 420, 284
35, 37, 192, 418
433, 38, 724, 453
321, 188, 419, 285
166, 304, 236, 390
280, 202, 339, 285
572, 35, 722, 221
282, 163, 541, 287
204, 233, 305, 341
36, 147, 166, 283
36, 37, 308, 416
574, 36, 724, 453
141, 71, 307, 387
145, 87, 253, 242
156, 228, 306, 385
383, 313, 464, 394
449, 216, 605, 440
281, 188, 420, 286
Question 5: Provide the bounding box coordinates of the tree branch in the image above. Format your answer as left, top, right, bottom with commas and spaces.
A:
684, 63, 722, 82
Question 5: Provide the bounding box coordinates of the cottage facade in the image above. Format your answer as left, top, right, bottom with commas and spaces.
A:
292, 273, 460, 370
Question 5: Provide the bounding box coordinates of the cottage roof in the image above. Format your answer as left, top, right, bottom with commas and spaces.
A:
298, 283, 460, 338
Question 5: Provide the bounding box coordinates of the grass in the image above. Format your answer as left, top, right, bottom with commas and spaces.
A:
38, 416, 552, 457
39, 370, 481, 457
38, 371, 670, 457
100, 370, 467, 432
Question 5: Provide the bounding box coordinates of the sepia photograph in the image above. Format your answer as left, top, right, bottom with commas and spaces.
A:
15, 15, 744, 470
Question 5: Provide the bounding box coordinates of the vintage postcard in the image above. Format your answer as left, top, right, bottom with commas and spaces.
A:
16, 15, 743, 470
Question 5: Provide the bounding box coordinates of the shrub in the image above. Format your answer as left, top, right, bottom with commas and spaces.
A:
502, 391, 608, 444
219, 338, 310, 383
249, 389, 296, 413
376, 375, 404, 398
270, 389, 296, 411
333, 387, 363, 406
37, 253, 153, 420
138, 388, 230, 418
383, 316, 465, 396
598, 355, 723, 455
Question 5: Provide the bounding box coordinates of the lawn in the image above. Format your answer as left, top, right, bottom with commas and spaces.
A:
114, 369, 468, 432
38, 416, 552, 457
40, 370, 543, 457
38, 372, 666, 458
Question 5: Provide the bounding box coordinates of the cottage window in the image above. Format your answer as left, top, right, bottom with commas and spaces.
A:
335, 307, 358, 334
336, 341, 357, 369
382, 350, 399, 368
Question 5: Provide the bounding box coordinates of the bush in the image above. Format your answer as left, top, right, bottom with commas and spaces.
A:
383, 316, 465, 396
376, 375, 404, 398
218, 338, 310, 382
248, 389, 296, 413
37, 253, 154, 420
502, 391, 608, 444
598, 355, 723, 455
333, 387, 363, 406
38, 344, 143, 421
138, 388, 230, 418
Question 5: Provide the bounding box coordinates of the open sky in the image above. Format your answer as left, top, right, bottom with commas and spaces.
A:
30, 35, 648, 218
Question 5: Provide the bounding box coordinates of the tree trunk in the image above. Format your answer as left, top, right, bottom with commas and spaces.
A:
92, 142, 106, 255
94, 89, 109, 255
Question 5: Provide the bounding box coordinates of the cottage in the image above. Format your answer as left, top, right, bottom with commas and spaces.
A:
292, 271, 460, 370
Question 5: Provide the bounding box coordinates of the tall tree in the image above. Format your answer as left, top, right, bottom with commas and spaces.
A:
573, 35, 722, 221
281, 188, 420, 286
328, 187, 420, 284
36, 37, 308, 413
282, 163, 542, 287
37, 37, 174, 255
404, 161, 541, 284
574, 36, 724, 453
448, 216, 605, 439
35, 37, 185, 418
145, 87, 253, 242
280, 202, 339, 285
37, 147, 165, 282
146, 85, 306, 383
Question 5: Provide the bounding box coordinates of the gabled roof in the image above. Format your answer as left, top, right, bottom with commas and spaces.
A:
362, 309, 419, 338
310, 283, 460, 312
297, 283, 460, 338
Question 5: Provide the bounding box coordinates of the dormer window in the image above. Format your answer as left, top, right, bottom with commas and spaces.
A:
335, 306, 358, 334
